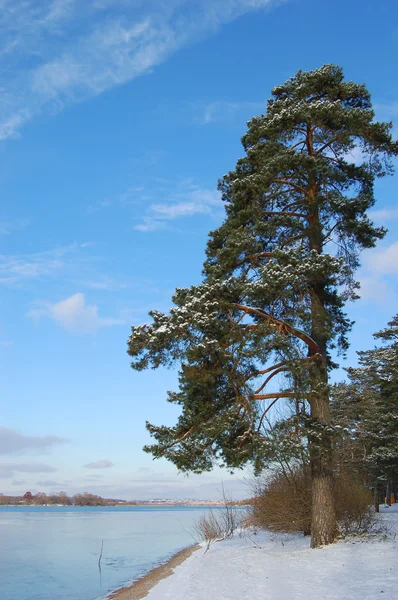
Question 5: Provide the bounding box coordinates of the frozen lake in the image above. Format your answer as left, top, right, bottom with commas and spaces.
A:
0, 505, 215, 600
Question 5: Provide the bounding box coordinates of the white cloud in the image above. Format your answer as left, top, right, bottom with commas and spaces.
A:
0, 426, 66, 455
151, 201, 212, 219
195, 100, 264, 125
374, 101, 398, 118
365, 241, 398, 275
357, 241, 398, 305
357, 276, 392, 304
342, 145, 365, 165
78, 277, 127, 291
36, 479, 66, 487
0, 0, 279, 141
0, 218, 29, 236
84, 459, 114, 469
0, 243, 83, 285
134, 182, 222, 232
28, 292, 123, 332
369, 208, 398, 222
0, 462, 58, 478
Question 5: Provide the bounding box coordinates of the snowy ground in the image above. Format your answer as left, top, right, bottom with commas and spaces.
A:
146, 505, 398, 600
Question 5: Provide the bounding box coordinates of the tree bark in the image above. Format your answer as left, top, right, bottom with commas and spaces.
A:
307, 285, 337, 547
306, 125, 337, 547
386, 480, 391, 507
374, 483, 380, 513
308, 359, 337, 547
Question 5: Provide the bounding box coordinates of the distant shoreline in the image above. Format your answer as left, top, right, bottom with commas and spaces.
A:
0, 502, 248, 508
108, 544, 200, 600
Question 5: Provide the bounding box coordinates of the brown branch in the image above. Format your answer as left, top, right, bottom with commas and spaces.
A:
237, 354, 322, 388
254, 367, 289, 395
161, 426, 195, 451
237, 251, 274, 267
283, 199, 305, 211
315, 135, 341, 156
274, 179, 308, 194
323, 221, 341, 242
257, 398, 280, 431
233, 303, 321, 353
253, 391, 299, 400
289, 140, 307, 151
263, 211, 308, 219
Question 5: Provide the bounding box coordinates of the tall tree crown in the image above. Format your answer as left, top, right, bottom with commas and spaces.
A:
128, 65, 397, 474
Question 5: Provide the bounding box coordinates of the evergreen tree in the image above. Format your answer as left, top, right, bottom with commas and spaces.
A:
332, 316, 398, 508
128, 65, 397, 547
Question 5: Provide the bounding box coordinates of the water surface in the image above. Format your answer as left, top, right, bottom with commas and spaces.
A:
0, 506, 212, 600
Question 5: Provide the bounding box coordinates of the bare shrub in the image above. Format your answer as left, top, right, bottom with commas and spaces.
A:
194, 510, 225, 542
251, 466, 375, 537
194, 504, 244, 542
250, 466, 312, 535
194, 487, 245, 543
334, 473, 374, 535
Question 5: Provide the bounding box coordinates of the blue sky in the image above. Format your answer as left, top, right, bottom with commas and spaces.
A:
1, 0, 397, 500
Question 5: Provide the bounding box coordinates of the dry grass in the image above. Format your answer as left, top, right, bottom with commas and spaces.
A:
250, 466, 375, 537
334, 473, 374, 535
250, 467, 312, 535
194, 504, 244, 542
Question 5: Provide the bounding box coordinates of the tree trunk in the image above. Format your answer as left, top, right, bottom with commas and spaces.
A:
306, 124, 337, 547
306, 270, 337, 547
374, 483, 380, 513
386, 480, 391, 507
308, 380, 337, 547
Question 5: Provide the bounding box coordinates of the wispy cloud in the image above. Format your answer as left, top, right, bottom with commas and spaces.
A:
194, 100, 264, 125
0, 242, 127, 294
0, 0, 279, 141
374, 101, 398, 118
357, 241, 398, 305
0, 243, 84, 285
134, 181, 221, 232
0, 462, 58, 478
0, 426, 66, 456
369, 208, 398, 222
28, 292, 123, 332
0, 218, 29, 236
74, 276, 128, 292
364, 241, 398, 275
36, 479, 65, 487
84, 459, 114, 469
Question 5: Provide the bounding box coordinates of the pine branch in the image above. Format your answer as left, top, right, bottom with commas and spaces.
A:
263, 211, 308, 219
233, 303, 321, 353
254, 366, 290, 395
257, 398, 281, 431
253, 391, 299, 400
274, 179, 308, 194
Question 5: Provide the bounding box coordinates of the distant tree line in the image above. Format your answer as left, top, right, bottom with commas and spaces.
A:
0, 491, 129, 506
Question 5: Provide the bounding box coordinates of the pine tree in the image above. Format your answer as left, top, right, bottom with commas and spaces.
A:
128, 65, 398, 547
332, 315, 398, 508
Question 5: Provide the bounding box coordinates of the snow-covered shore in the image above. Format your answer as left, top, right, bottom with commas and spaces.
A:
120, 505, 398, 600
